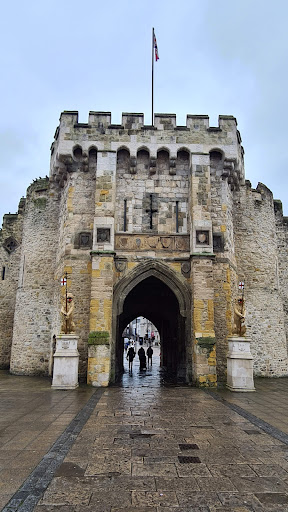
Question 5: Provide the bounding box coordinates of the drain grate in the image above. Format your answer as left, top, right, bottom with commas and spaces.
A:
178, 456, 201, 464
179, 443, 199, 450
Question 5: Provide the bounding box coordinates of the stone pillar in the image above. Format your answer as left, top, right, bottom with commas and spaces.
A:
227, 337, 255, 391
189, 154, 217, 387
87, 149, 117, 386
192, 257, 217, 386
52, 334, 79, 389
87, 340, 110, 387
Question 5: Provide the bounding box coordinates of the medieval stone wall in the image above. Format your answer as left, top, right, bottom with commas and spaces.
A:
0, 203, 24, 368
209, 152, 239, 381
234, 182, 288, 376
274, 201, 288, 344
10, 179, 60, 375
53, 165, 96, 378
115, 148, 189, 234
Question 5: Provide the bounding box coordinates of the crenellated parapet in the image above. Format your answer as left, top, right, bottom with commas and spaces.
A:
50, 110, 244, 186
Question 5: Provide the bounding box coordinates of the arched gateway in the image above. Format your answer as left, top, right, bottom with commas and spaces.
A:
111, 261, 191, 383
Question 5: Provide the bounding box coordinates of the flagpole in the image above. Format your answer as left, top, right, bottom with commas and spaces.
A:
152, 27, 154, 126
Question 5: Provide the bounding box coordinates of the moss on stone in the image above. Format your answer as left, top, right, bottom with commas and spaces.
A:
196, 337, 216, 350
88, 331, 110, 345
33, 197, 47, 209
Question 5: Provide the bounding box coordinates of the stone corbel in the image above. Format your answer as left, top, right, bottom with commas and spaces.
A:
222, 159, 234, 180
222, 158, 240, 190
82, 153, 89, 172
149, 157, 157, 175
58, 154, 73, 173
130, 156, 137, 174
169, 157, 177, 175
114, 257, 128, 272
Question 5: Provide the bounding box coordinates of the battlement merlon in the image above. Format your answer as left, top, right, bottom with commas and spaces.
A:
50, 111, 242, 176
54, 110, 238, 131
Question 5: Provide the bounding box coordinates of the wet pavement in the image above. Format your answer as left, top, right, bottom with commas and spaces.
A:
2, 355, 288, 511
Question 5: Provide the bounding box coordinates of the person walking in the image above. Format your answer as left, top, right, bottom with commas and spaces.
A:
147, 345, 153, 367
127, 345, 135, 372
138, 346, 146, 370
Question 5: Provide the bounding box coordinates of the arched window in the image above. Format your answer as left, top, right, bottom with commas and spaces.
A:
157, 149, 170, 174
177, 149, 190, 174
88, 147, 97, 167
210, 150, 223, 164
136, 149, 150, 174
117, 148, 130, 174
73, 145, 83, 161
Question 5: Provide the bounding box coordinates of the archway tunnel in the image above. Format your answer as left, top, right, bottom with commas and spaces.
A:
115, 276, 187, 383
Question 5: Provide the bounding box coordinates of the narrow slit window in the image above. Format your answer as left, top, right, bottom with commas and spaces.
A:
176, 201, 179, 233
124, 199, 127, 232
2, 267, 5, 280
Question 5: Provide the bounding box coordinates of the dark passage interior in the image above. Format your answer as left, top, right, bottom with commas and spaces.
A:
115, 276, 186, 383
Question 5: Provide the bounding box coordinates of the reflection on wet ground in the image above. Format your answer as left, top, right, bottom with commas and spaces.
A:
118, 345, 182, 388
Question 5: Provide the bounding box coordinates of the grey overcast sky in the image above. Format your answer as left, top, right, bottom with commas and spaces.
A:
0, 0, 288, 223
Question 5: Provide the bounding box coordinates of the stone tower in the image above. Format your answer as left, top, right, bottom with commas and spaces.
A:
1, 110, 288, 386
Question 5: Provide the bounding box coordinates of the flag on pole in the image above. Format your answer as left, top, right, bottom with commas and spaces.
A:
153, 30, 159, 61
238, 281, 244, 290
61, 277, 67, 286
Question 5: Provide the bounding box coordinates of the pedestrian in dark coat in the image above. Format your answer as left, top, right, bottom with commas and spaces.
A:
138, 346, 146, 369
147, 345, 153, 366
127, 346, 135, 372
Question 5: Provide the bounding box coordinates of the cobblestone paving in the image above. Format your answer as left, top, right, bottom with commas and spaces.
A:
215, 378, 288, 436
35, 377, 288, 511
0, 371, 95, 511
2, 359, 288, 511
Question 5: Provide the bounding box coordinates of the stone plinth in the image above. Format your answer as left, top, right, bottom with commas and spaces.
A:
87, 344, 110, 387
52, 335, 79, 389
227, 337, 255, 392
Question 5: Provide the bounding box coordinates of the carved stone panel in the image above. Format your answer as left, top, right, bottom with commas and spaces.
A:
3, 237, 18, 254
196, 230, 209, 245
97, 228, 111, 243
181, 261, 191, 277
115, 234, 190, 252
114, 258, 127, 272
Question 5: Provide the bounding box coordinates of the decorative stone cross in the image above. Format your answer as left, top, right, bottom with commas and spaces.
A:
146, 194, 158, 229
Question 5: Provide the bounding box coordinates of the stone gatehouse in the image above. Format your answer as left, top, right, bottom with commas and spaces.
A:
1, 111, 288, 386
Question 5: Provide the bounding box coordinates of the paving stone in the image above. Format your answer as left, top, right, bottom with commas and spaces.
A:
230, 475, 288, 493
155, 476, 200, 491
40, 477, 94, 506
132, 490, 178, 507
156, 508, 210, 512
249, 463, 288, 478
34, 506, 76, 511
89, 489, 131, 509
207, 464, 258, 478
195, 476, 238, 492
255, 492, 288, 504
85, 460, 131, 476
111, 508, 156, 512
176, 491, 222, 507
217, 492, 264, 511
132, 462, 178, 477
176, 462, 212, 477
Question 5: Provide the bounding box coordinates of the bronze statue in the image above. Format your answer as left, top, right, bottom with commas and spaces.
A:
232, 297, 246, 337
61, 292, 75, 334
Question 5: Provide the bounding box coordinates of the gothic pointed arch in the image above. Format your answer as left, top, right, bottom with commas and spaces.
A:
111, 259, 192, 383
113, 259, 191, 317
